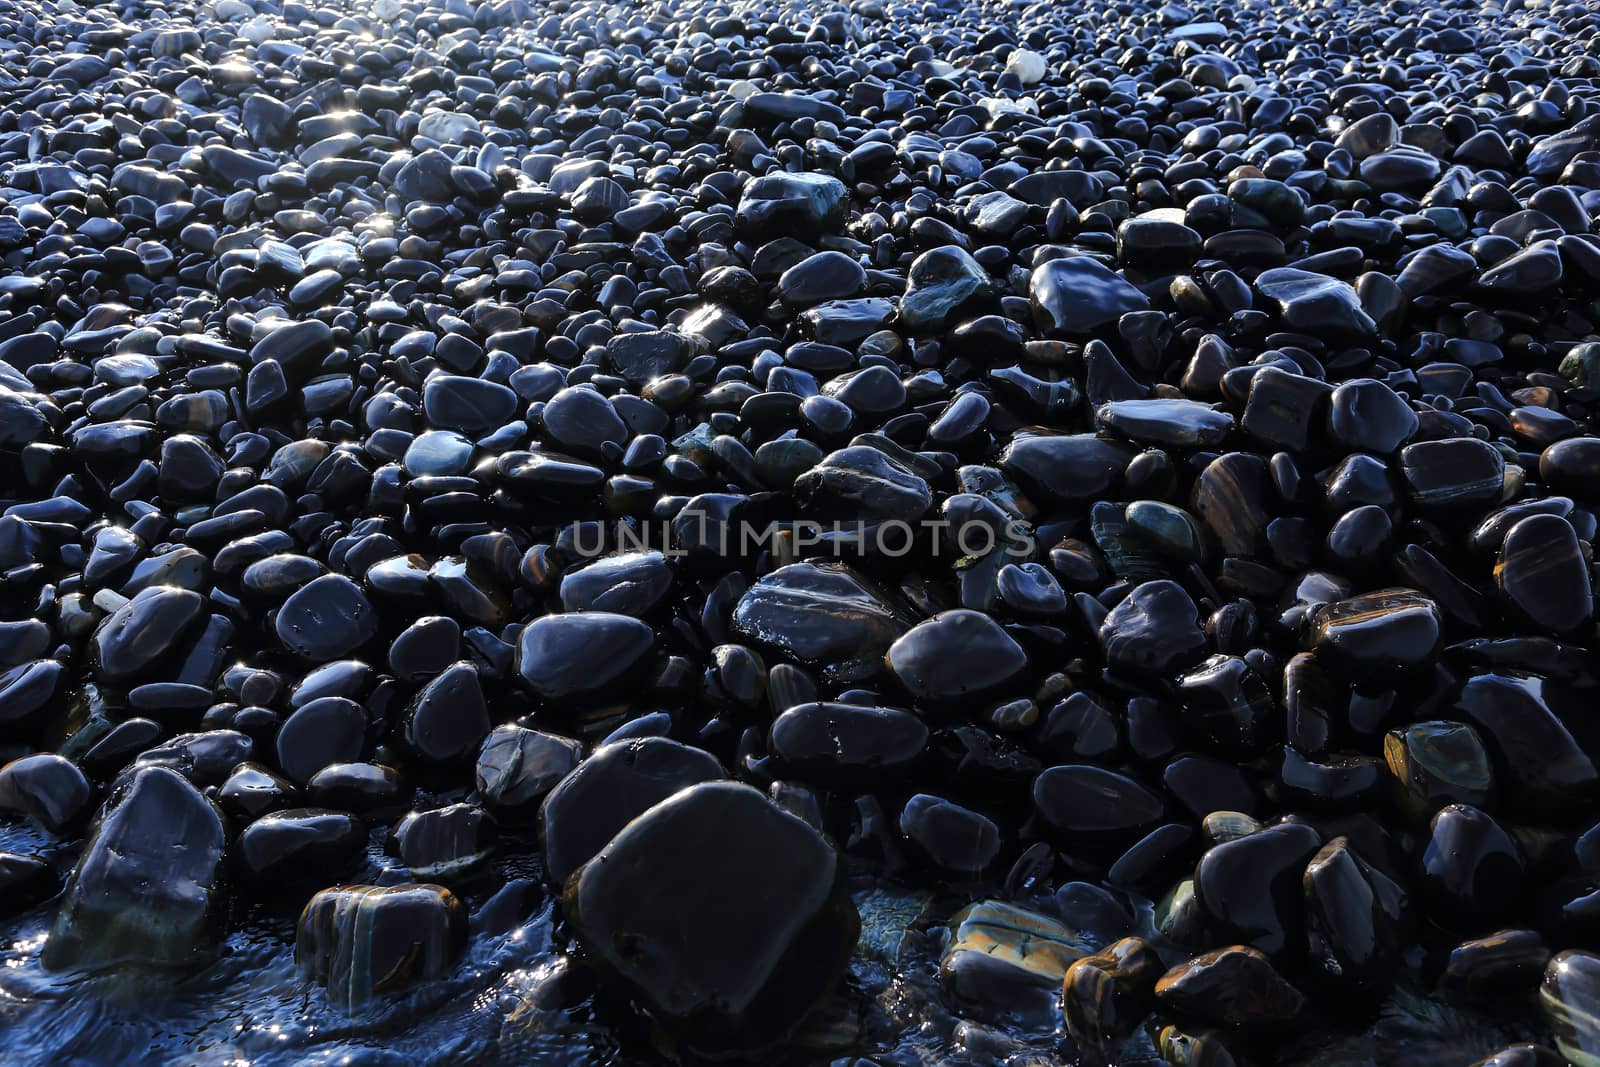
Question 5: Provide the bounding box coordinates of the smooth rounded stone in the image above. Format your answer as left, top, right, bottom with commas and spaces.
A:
275, 575, 378, 661
91, 585, 206, 682
389, 803, 495, 881
735, 172, 847, 239
1480, 242, 1563, 296
1195, 822, 1322, 957
1396, 242, 1478, 298
539, 737, 723, 886
1542, 950, 1600, 1067
1302, 836, 1408, 984
1400, 438, 1507, 513
422, 375, 518, 437
296, 884, 467, 1009
794, 446, 932, 522
999, 434, 1134, 503
234, 808, 365, 885
1228, 176, 1305, 226
755, 438, 826, 488
826, 366, 909, 416
1328, 378, 1418, 454
1192, 452, 1271, 557
1334, 112, 1399, 158
125, 730, 254, 788
606, 331, 693, 388
570, 177, 629, 223
250, 319, 333, 378
1442, 930, 1552, 994
939, 899, 1092, 1026
276, 696, 368, 785
512, 610, 656, 704
1255, 268, 1375, 336
898, 794, 1000, 876
1240, 367, 1333, 452
899, 246, 990, 331
404, 430, 473, 476
1541, 438, 1600, 500
542, 387, 627, 457
559, 552, 674, 617
1422, 804, 1524, 927
1308, 589, 1442, 674
241, 554, 328, 601
1177, 655, 1274, 759
497, 450, 604, 496
0, 619, 49, 670
767, 702, 927, 786
402, 661, 490, 766
565, 781, 858, 1056
1006, 48, 1048, 84
1033, 765, 1165, 847
1062, 936, 1164, 1053
967, 190, 1029, 237
885, 610, 1027, 706
1495, 515, 1593, 634
1125, 501, 1204, 562
1383, 721, 1495, 820
1098, 398, 1234, 448
306, 763, 406, 817
1359, 146, 1442, 189
82, 527, 144, 588
777, 251, 867, 308
475, 725, 582, 813
388, 616, 461, 680
1160, 878, 1219, 950
0, 659, 64, 735
1030, 257, 1151, 335
394, 150, 457, 202
217, 763, 298, 823
1155, 946, 1306, 1026
159, 435, 224, 502
1118, 216, 1202, 269
1099, 580, 1206, 676
0, 754, 90, 834
1454, 672, 1599, 814
44, 767, 225, 971
416, 110, 479, 144
731, 562, 911, 683
996, 562, 1069, 616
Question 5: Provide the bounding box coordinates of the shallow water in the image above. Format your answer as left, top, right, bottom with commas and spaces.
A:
0, 822, 574, 1067
0, 828, 1553, 1067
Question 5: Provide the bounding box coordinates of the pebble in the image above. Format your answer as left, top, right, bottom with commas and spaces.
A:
44, 768, 224, 970
515, 612, 656, 704
297, 884, 467, 1008
1155, 945, 1306, 1026
885, 609, 1027, 707
0, 0, 1595, 1059
565, 781, 858, 1055
1541, 950, 1600, 1067
539, 737, 722, 886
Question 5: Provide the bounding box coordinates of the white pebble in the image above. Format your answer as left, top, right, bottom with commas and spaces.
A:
1006, 49, 1047, 85
92, 588, 129, 614
240, 16, 276, 43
